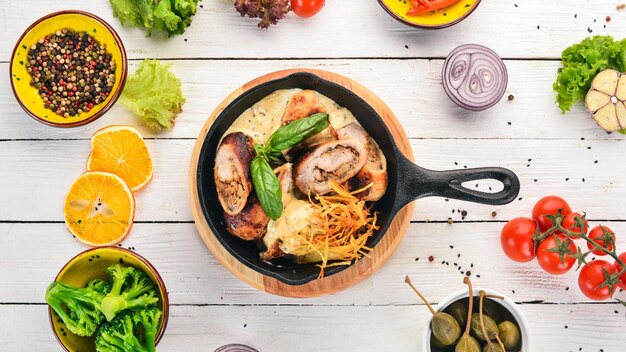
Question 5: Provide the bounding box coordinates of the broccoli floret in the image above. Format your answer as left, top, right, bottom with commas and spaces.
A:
45, 281, 107, 336
134, 307, 163, 351
88, 279, 112, 295
95, 312, 144, 352
95, 308, 163, 352
101, 264, 159, 321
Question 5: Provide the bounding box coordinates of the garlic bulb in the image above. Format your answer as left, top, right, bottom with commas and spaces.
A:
585, 69, 626, 132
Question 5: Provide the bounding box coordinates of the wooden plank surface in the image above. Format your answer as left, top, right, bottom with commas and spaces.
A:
0, 138, 622, 222
3, 222, 625, 305
2, 0, 626, 351
0, 59, 621, 141
2, 304, 625, 352
1, 1, 625, 60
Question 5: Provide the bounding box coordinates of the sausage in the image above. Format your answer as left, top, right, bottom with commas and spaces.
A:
293, 139, 367, 196
336, 123, 388, 201
214, 132, 255, 215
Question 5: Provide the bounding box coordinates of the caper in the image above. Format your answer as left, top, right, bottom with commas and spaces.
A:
432, 312, 462, 346
445, 299, 469, 329
405, 276, 461, 346
480, 299, 503, 323
454, 334, 480, 352
430, 332, 449, 351
470, 313, 498, 341
477, 291, 507, 352
455, 277, 481, 352
482, 343, 504, 352
498, 320, 521, 349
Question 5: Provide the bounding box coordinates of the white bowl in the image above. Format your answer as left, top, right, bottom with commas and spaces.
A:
421, 288, 531, 352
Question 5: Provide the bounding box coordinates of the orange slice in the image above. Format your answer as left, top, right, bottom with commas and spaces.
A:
64, 171, 135, 246
87, 125, 153, 192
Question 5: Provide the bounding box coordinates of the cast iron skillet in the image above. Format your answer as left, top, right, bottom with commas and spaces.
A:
196, 72, 520, 286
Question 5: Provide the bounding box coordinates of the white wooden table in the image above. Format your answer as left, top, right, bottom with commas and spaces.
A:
1, 1, 626, 351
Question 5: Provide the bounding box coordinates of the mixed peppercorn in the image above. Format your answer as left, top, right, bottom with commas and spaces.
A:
26, 29, 115, 118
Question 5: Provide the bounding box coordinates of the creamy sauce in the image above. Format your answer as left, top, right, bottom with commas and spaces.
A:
263, 198, 316, 255
317, 94, 359, 130
225, 89, 359, 145
262, 170, 318, 256
225, 89, 296, 144
329, 107, 359, 130
264, 196, 341, 261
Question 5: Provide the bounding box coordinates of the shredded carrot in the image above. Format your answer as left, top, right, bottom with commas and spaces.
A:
285, 180, 379, 278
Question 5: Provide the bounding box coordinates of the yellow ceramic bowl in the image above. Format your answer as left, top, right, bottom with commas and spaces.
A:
10, 10, 127, 127
378, 0, 481, 29
48, 247, 169, 352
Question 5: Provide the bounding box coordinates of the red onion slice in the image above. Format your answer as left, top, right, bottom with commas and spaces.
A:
442, 44, 508, 111
214, 344, 260, 352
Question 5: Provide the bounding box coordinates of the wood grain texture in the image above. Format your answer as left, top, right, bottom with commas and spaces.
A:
2, 304, 625, 352
3, 222, 625, 305
2, 0, 626, 350
189, 69, 415, 297
1, 1, 624, 60
1, 59, 621, 141
0, 138, 622, 222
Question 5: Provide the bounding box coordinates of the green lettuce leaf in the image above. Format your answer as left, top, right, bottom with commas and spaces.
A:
118, 60, 185, 131
553, 36, 626, 113
109, 0, 199, 37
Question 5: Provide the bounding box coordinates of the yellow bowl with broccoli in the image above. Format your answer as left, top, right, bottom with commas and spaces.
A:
47, 247, 169, 352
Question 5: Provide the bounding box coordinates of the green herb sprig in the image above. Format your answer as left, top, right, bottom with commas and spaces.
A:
251, 113, 330, 220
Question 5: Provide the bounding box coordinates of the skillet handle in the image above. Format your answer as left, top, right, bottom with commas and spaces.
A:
394, 152, 520, 210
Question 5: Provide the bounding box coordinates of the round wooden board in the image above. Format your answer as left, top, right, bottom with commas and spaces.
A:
189, 68, 415, 298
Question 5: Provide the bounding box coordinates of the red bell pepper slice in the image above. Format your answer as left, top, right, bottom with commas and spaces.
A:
406, 0, 461, 16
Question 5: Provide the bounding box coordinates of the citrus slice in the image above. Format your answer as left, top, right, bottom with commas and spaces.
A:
64, 171, 135, 246
87, 125, 153, 192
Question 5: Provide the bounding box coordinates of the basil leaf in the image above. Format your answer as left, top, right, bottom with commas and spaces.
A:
249, 113, 328, 219
266, 113, 329, 152
250, 156, 283, 220
253, 143, 267, 157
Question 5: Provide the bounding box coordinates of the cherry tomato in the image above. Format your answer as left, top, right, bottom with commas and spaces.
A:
501, 217, 537, 262
587, 226, 615, 256
578, 260, 615, 301
532, 196, 572, 232
291, 0, 325, 18
536, 234, 576, 275
561, 212, 588, 238
614, 252, 626, 290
